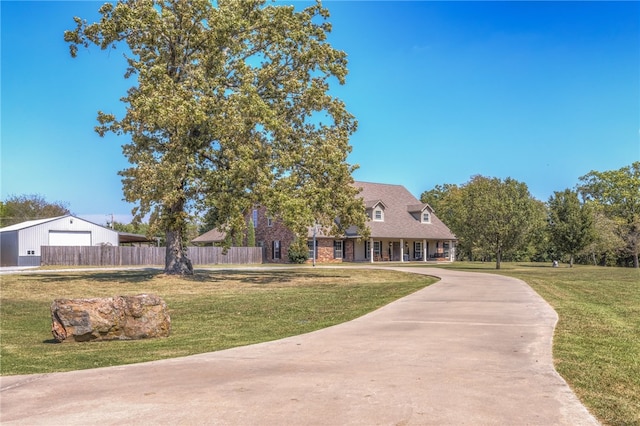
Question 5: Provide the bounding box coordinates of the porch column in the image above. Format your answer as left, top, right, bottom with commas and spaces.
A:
423, 239, 427, 262
369, 237, 374, 263
400, 239, 404, 262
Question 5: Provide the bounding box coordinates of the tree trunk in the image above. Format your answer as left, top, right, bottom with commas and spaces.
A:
634, 252, 639, 269
165, 229, 193, 275
495, 248, 502, 270
569, 254, 574, 268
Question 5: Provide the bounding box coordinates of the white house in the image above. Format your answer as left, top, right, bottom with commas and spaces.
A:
0, 215, 120, 267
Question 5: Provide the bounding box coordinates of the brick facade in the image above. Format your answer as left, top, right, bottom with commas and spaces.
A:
252, 206, 347, 264
313, 239, 341, 263
252, 206, 296, 264
246, 181, 457, 264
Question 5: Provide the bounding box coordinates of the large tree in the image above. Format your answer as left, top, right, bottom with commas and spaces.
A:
578, 162, 640, 268
463, 176, 540, 269
547, 189, 595, 267
0, 194, 70, 227
65, 0, 367, 274
422, 176, 541, 268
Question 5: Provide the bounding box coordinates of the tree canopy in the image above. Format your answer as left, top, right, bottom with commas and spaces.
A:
65, 0, 368, 274
579, 161, 640, 268
421, 163, 638, 268
423, 176, 542, 269
0, 194, 71, 228
547, 189, 595, 267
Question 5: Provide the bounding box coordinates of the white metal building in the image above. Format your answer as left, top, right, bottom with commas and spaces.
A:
0, 215, 119, 266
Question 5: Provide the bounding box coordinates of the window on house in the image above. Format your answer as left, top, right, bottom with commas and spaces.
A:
414, 242, 422, 259
333, 240, 343, 259
252, 209, 258, 227
373, 241, 381, 257
374, 209, 384, 221
422, 212, 431, 223
272, 240, 281, 260
267, 216, 273, 227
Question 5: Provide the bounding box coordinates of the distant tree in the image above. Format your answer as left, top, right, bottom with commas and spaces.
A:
421, 184, 471, 260
65, 0, 367, 275
512, 199, 550, 262
0, 194, 70, 227
579, 210, 625, 266
462, 176, 540, 269
547, 189, 595, 267
198, 208, 222, 236
420, 183, 459, 214
578, 162, 640, 268
421, 176, 541, 268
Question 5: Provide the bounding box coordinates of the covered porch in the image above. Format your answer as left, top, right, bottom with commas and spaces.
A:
352, 238, 455, 262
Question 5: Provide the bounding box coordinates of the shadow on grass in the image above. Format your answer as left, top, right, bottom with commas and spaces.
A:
34, 269, 160, 283
187, 270, 346, 285
33, 269, 346, 286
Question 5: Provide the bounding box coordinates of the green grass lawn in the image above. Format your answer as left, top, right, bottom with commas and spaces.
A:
2, 263, 638, 425
435, 262, 640, 426
0, 268, 434, 375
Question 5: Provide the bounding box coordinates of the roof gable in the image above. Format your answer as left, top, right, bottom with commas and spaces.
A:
192, 228, 227, 243
353, 181, 456, 240
364, 199, 388, 210
0, 215, 69, 232
0, 215, 119, 235
407, 203, 433, 214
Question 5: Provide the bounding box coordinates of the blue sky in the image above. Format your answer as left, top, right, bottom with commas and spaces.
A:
2, 1, 638, 225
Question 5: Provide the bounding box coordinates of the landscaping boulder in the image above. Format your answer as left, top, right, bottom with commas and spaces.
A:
51, 294, 171, 343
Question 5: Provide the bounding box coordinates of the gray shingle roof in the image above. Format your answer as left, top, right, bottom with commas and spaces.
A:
353, 181, 456, 240
192, 228, 227, 243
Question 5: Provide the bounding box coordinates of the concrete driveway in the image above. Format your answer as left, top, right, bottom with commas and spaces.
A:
0, 267, 599, 425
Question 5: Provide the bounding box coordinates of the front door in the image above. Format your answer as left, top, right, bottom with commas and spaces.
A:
392, 242, 401, 261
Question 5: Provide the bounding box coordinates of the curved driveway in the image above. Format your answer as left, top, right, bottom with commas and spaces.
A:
0, 267, 599, 425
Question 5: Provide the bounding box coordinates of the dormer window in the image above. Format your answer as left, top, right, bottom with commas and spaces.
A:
408, 203, 433, 224
366, 200, 387, 222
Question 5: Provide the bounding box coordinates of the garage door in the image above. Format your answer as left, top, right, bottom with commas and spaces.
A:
48, 231, 92, 246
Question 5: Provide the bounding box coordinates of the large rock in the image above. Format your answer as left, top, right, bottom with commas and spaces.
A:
51, 294, 171, 343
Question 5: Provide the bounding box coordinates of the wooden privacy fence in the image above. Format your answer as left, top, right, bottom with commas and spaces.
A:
41, 246, 264, 266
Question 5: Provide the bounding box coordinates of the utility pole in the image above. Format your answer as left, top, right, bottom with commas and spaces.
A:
312, 224, 317, 267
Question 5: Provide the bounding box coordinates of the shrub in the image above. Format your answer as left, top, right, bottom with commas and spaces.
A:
288, 238, 309, 264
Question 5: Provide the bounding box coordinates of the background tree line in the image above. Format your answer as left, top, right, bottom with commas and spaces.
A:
421, 161, 639, 269
0, 194, 70, 228
3, 161, 637, 269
